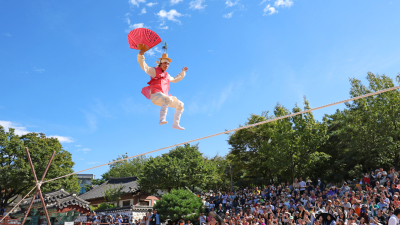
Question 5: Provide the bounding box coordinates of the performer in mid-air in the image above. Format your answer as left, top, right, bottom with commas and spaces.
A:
137, 49, 188, 130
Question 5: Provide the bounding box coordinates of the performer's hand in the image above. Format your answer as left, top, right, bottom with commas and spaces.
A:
139, 50, 145, 55
182, 67, 188, 72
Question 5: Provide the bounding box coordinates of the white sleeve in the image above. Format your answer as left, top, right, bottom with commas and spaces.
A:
169, 70, 186, 83
388, 217, 397, 225
137, 54, 156, 78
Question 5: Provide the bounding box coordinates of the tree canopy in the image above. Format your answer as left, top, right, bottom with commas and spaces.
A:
153, 188, 203, 225
0, 128, 80, 208
226, 73, 400, 186
138, 144, 219, 195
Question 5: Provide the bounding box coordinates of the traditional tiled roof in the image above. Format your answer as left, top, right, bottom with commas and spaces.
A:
20, 188, 71, 206
94, 205, 153, 214
49, 193, 91, 210
79, 177, 140, 201
13, 188, 91, 217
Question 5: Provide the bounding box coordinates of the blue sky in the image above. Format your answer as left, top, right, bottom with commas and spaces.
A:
1, 0, 400, 178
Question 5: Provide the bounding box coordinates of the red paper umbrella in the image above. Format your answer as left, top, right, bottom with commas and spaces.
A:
128, 28, 162, 52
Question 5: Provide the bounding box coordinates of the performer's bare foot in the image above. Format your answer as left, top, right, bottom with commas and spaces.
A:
159, 120, 168, 125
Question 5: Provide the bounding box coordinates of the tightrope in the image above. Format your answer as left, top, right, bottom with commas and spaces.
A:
42, 85, 400, 184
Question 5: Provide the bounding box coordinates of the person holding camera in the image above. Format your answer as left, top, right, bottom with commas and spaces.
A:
150, 210, 160, 225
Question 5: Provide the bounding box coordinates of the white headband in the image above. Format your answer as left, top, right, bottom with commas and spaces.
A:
156, 59, 170, 67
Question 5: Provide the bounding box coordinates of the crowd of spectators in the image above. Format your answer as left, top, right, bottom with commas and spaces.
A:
86, 212, 131, 224
201, 167, 400, 225
84, 209, 161, 225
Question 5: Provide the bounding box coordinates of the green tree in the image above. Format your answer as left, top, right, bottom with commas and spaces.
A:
91, 178, 106, 186
227, 112, 278, 186
227, 97, 329, 184
153, 188, 203, 225
101, 154, 148, 180
322, 73, 400, 181
102, 183, 125, 204
138, 144, 218, 195
0, 128, 80, 208
263, 98, 330, 181
206, 155, 231, 191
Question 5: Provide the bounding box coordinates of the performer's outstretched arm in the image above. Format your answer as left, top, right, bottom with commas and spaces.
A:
170, 67, 188, 83
137, 51, 156, 78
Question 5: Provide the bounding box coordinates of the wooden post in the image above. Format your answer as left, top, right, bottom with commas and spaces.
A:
22, 148, 55, 225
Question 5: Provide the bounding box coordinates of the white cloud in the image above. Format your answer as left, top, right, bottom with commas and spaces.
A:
82, 148, 91, 151
159, 26, 169, 29
0, 120, 29, 135
87, 162, 100, 165
131, 23, 145, 29
0, 120, 74, 143
264, 4, 277, 15
225, 0, 238, 7
129, 0, 146, 7
274, 0, 293, 7
146, 49, 156, 56
189, 0, 206, 10
260, 0, 267, 4
48, 135, 74, 143
75, 145, 81, 147
125, 13, 147, 32
154, 47, 162, 53
146, 2, 158, 6
34, 67, 45, 73
156, 9, 184, 24
3, 33, 12, 37
223, 12, 233, 18
141, 8, 147, 14
171, 0, 183, 5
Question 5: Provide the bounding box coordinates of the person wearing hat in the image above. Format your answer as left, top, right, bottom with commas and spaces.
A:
138, 50, 188, 130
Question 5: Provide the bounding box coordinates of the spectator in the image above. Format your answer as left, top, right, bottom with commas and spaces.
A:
392, 195, 400, 208
117, 215, 123, 224
378, 197, 389, 209
101, 215, 108, 224
149, 210, 160, 225
377, 209, 386, 225
339, 182, 350, 196
380, 171, 389, 184
388, 208, 400, 225
123, 215, 130, 224
216, 204, 224, 218
91, 212, 97, 223
109, 215, 115, 224
293, 178, 300, 194
94, 216, 101, 224
299, 178, 306, 195
199, 212, 207, 224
